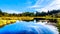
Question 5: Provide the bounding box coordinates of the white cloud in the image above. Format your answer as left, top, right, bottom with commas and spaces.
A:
3, 10, 22, 14
30, 0, 44, 8
30, 0, 60, 12
43, 0, 60, 11
36, 8, 48, 12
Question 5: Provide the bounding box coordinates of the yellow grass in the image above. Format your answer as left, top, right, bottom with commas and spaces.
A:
0, 20, 16, 27
0, 17, 34, 20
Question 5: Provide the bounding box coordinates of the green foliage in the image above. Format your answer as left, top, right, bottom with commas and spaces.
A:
22, 12, 35, 16
0, 10, 36, 17
0, 9, 60, 17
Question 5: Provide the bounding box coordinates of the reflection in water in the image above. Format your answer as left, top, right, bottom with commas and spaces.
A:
37, 21, 59, 34
0, 21, 59, 34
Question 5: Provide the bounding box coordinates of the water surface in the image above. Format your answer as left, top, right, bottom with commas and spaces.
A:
0, 21, 59, 34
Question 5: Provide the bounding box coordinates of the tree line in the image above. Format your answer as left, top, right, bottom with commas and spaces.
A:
0, 9, 60, 17
36, 10, 60, 17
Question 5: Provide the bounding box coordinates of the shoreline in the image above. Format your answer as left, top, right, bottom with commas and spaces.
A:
0, 20, 16, 28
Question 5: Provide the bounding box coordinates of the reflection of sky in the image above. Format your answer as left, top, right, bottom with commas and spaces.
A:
0, 21, 55, 34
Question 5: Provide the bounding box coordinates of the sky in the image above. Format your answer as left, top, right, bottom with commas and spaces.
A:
0, 0, 60, 13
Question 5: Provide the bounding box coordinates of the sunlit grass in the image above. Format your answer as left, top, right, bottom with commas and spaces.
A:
0, 17, 34, 20
0, 17, 34, 27
0, 20, 16, 27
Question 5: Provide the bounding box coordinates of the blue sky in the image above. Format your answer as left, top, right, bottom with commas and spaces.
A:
0, 0, 60, 13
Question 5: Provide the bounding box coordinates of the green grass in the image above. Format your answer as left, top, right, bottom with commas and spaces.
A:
56, 19, 60, 32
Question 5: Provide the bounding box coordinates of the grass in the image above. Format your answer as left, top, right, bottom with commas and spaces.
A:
0, 17, 34, 20
0, 20, 16, 27
56, 19, 60, 32
0, 17, 34, 27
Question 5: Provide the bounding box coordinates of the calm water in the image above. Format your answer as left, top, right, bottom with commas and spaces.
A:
0, 21, 59, 34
